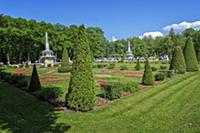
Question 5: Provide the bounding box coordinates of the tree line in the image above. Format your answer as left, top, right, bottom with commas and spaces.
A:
1, 14, 200, 64
0, 14, 107, 64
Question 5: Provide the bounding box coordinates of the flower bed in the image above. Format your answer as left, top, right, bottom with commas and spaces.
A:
40, 75, 67, 83
15, 69, 31, 75
97, 80, 108, 83
96, 97, 111, 108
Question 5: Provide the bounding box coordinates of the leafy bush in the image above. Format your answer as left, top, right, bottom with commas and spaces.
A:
142, 59, 154, 85
58, 67, 71, 73
151, 66, 157, 71
101, 82, 123, 100
36, 87, 63, 100
154, 72, 165, 81
120, 65, 128, 70
107, 63, 115, 69
121, 80, 139, 93
166, 70, 174, 78
135, 59, 141, 70
160, 65, 167, 70
4, 73, 12, 82
96, 64, 107, 68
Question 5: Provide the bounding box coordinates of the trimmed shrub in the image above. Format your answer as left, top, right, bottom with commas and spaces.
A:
151, 66, 157, 72
36, 87, 63, 100
28, 64, 41, 92
183, 37, 199, 72
170, 46, 186, 74
101, 82, 123, 100
160, 65, 167, 70
122, 80, 139, 93
120, 65, 128, 70
65, 25, 95, 112
61, 46, 69, 67
142, 59, 154, 85
107, 63, 115, 69
135, 59, 141, 70
58, 67, 71, 73
166, 70, 174, 78
154, 72, 165, 81
96, 64, 107, 68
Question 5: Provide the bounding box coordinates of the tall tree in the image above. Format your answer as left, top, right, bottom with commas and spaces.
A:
183, 37, 198, 72
65, 25, 95, 111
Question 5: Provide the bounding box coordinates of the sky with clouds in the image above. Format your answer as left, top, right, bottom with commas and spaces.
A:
0, 0, 200, 40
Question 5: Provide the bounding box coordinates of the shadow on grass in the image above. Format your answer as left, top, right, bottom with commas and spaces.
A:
0, 81, 70, 133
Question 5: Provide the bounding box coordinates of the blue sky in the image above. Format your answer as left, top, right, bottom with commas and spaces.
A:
0, 0, 200, 40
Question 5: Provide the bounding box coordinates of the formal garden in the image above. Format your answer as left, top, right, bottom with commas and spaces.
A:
0, 14, 200, 132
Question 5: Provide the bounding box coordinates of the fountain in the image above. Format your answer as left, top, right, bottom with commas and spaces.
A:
39, 32, 56, 67
125, 41, 134, 60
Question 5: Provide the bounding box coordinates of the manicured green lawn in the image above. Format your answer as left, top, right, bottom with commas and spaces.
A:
1, 71, 200, 132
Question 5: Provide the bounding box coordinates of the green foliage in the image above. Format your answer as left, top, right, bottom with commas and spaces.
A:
183, 37, 199, 72
28, 64, 41, 92
151, 66, 158, 71
61, 46, 69, 67
65, 25, 95, 112
142, 59, 154, 85
160, 65, 167, 70
57, 67, 71, 73
96, 64, 107, 68
170, 46, 186, 74
107, 63, 115, 69
120, 64, 128, 70
166, 70, 174, 78
121, 80, 139, 93
36, 87, 63, 100
155, 72, 165, 81
101, 82, 123, 100
135, 59, 141, 70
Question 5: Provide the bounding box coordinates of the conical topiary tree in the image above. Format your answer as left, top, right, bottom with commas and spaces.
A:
65, 25, 95, 112
142, 59, 154, 85
61, 46, 69, 67
183, 37, 199, 72
28, 64, 41, 92
170, 46, 186, 74
135, 59, 141, 70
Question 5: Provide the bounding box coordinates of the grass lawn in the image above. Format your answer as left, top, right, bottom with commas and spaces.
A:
0, 71, 200, 132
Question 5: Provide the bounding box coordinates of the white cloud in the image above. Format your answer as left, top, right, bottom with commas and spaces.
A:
163, 21, 200, 31
139, 31, 163, 39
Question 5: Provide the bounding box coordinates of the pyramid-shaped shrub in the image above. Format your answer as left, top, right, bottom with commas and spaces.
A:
61, 46, 69, 67
28, 64, 41, 92
142, 59, 154, 85
183, 37, 199, 72
65, 25, 95, 112
170, 46, 186, 74
135, 59, 141, 70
